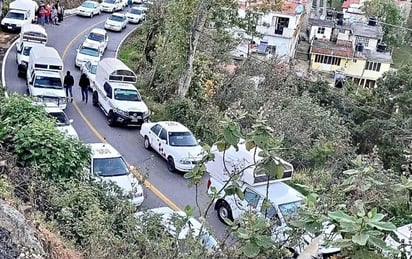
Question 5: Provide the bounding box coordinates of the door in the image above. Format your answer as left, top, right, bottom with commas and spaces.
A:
148, 124, 161, 151
157, 128, 168, 157
100, 82, 112, 113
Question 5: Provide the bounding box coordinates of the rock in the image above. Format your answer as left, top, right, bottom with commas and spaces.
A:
0, 227, 20, 259
0, 201, 45, 258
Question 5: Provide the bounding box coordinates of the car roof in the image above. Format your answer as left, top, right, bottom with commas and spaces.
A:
156, 121, 190, 132
111, 13, 126, 17
81, 40, 100, 49
89, 28, 106, 35
89, 143, 122, 159
252, 182, 304, 206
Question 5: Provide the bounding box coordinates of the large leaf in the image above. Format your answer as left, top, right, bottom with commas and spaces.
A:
242, 240, 261, 258
367, 221, 396, 231
352, 232, 369, 246
368, 236, 399, 253
223, 126, 240, 149
255, 235, 273, 249
328, 211, 356, 224
237, 228, 250, 239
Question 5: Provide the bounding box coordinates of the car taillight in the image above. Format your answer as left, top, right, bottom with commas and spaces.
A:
206, 178, 211, 190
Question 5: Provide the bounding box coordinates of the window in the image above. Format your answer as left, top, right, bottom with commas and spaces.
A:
261, 203, 279, 222
314, 54, 341, 66
357, 37, 370, 47
159, 128, 168, 141
244, 189, 261, 209
275, 17, 289, 35
365, 61, 381, 71
317, 27, 325, 34
151, 124, 162, 135
103, 82, 112, 98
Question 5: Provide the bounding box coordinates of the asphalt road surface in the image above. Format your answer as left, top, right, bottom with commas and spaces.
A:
3, 10, 227, 239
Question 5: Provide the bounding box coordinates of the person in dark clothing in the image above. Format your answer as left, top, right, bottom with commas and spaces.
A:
56, 1, 64, 23
63, 71, 74, 102
79, 73, 90, 103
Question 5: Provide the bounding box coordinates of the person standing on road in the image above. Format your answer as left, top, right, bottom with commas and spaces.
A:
128, 0, 133, 8
79, 73, 90, 103
56, 1, 64, 23
38, 6, 46, 26
63, 71, 74, 102
51, 5, 58, 25
45, 4, 51, 24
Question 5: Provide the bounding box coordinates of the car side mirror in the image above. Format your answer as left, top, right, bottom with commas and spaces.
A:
69, 119, 74, 123
16, 49, 22, 54
197, 139, 201, 144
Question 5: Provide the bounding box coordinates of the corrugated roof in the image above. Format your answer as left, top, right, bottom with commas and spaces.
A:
310, 39, 353, 57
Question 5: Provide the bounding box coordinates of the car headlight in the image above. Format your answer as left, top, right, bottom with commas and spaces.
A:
143, 110, 150, 118
179, 159, 191, 165
114, 108, 128, 116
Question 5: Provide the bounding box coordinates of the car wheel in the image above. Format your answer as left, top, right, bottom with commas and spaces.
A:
92, 91, 98, 106
144, 136, 151, 150
98, 10, 101, 15
217, 201, 233, 225
107, 111, 116, 127
112, 8, 115, 12
167, 157, 176, 173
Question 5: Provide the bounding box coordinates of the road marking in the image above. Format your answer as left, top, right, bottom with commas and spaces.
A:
63, 22, 182, 212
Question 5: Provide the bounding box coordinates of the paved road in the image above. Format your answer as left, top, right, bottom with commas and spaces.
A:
3, 10, 226, 238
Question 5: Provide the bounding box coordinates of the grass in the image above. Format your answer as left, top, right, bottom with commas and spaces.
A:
392, 44, 412, 69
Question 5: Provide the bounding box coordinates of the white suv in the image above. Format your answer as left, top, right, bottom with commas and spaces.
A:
140, 121, 204, 172
89, 143, 144, 207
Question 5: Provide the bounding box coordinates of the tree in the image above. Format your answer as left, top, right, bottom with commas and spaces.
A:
363, 0, 404, 46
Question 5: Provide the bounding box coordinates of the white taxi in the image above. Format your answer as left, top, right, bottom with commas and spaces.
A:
80, 61, 97, 88
104, 13, 128, 32
140, 121, 204, 172
89, 143, 144, 207
75, 41, 102, 68
45, 105, 79, 139
84, 28, 108, 54
75, 1, 101, 18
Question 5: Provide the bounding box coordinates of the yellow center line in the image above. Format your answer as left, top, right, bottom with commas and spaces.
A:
63, 21, 182, 212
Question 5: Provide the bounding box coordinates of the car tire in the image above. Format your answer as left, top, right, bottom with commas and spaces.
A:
92, 91, 98, 106
112, 8, 115, 13
217, 201, 233, 225
144, 136, 151, 150
107, 111, 116, 127
167, 156, 176, 173
90, 12, 94, 18
98, 10, 101, 15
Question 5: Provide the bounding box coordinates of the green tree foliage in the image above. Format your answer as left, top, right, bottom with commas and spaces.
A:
363, 0, 404, 46
0, 95, 89, 179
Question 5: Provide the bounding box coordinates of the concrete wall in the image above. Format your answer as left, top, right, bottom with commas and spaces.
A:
344, 59, 391, 80
309, 25, 333, 41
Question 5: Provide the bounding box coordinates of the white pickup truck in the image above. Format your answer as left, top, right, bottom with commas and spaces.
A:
92, 58, 150, 127
1, 0, 38, 32
26, 45, 67, 109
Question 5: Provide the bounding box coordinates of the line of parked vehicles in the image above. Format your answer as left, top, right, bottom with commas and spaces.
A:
4, 0, 411, 256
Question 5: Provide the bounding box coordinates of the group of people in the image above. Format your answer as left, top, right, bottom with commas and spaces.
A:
37, 1, 64, 26
64, 72, 91, 103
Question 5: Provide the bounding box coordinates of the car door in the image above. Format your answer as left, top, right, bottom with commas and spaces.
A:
148, 124, 161, 152
100, 82, 112, 113
157, 128, 168, 158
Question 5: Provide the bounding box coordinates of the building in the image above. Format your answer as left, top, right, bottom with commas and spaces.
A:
236, 0, 306, 61
308, 13, 392, 88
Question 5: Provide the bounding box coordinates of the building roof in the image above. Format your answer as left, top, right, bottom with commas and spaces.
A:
342, 0, 360, 9
237, 0, 306, 15
309, 18, 335, 27
354, 48, 392, 63
310, 40, 353, 58
351, 21, 384, 39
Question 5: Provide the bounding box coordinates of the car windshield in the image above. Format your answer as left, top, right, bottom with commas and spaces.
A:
5, 12, 24, 20
34, 76, 62, 89
114, 89, 142, 101
88, 32, 105, 42
138, 3, 147, 8
81, 2, 94, 8
93, 157, 129, 177
23, 46, 32, 56
103, 0, 115, 3
109, 15, 125, 22
168, 132, 198, 147
79, 47, 99, 57
48, 111, 70, 126
278, 201, 301, 222
129, 8, 143, 15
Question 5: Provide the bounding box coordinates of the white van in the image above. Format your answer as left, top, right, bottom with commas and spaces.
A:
92, 58, 150, 126
1, 0, 38, 32
26, 45, 67, 110
16, 24, 47, 77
